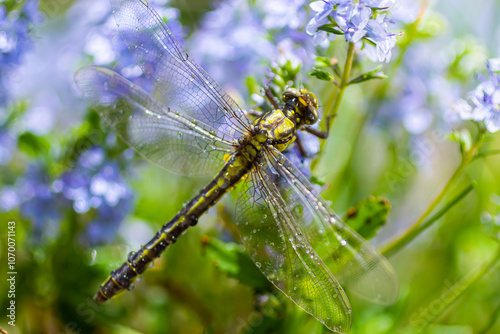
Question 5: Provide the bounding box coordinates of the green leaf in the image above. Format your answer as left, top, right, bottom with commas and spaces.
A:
317, 24, 344, 35
17, 132, 51, 158
245, 75, 260, 96
310, 175, 326, 187
202, 236, 270, 290
348, 66, 388, 85
482, 212, 500, 243
342, 196, 391, 240
282, 59, 301, 74
449, 129, 472, 155
314, 56, 332, 68
309, 68, 335, 82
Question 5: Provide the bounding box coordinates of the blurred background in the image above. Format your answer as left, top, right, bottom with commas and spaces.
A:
1, 0, 500, 333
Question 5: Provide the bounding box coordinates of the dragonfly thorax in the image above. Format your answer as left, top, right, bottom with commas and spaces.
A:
255, 109, 297, 152
252, 88, 320, 152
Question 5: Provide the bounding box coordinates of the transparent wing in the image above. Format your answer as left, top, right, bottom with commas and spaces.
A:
75, 65, 235, 176
234, 148, 399, 333
265, 147, 399, 305
110, 0, 251, 139
235, 163, 353, 333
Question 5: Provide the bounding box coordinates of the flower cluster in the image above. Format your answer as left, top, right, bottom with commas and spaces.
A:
0, 148, 133, 245
454, 58, 500, 133
306, 0, 397, 62
188, 0, 314, 90
76, 0, 182, 91
10, 165, 62, 242
0, 129, 15, 165
374, 41, 458, 134
56, 147, 134, 245
0, 0, 42, 106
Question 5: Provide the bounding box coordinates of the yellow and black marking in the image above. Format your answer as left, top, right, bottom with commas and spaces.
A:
95, 88, 320, 303
95, 145, 257, 302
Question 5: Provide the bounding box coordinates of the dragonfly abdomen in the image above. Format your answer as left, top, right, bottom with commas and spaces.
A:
95, 153, 254, 302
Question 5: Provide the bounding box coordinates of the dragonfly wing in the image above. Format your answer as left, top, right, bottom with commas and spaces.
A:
109, 0, 251, 139
235, 160, 352, 333
75, 65, 235, 176
265, 147, 399, 305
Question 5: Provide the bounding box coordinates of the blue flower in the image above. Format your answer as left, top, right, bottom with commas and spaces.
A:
0, 186, 20, 212
0, 0, 41, 106
372, 40, 462, 134
77, 0, 182, 92
260, 0, 307, 30
0, 129, 15, 165
454, 58, 500, 133
59, 147, 134, 245
306, 0, 398, 62
2, 147, 134, 245
335, 3, 372, 43
363, 13, 397, 62
306, 1, 336, 46
188, 0, 276, 89
390, 0, 420, 24
189, 0, 315, 89
16, 165, 62, 241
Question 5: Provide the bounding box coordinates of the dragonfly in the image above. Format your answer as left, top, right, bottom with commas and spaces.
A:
75, 0, 398, 332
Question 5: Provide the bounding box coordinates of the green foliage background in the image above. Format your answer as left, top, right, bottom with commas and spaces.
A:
1, 0, 500, 333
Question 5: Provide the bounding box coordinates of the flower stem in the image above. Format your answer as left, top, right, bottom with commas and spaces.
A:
311, 42, 355, 171
412, 246, 500, 333
381, 130, 485, 257
312, 3, 429, 194
478, 299, 500, 334
327, 42, 355, 123
475, 149, 500, 159
381, 183, 475, 257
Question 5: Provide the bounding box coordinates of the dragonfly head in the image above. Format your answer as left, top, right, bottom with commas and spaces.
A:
282, 88, 319, 126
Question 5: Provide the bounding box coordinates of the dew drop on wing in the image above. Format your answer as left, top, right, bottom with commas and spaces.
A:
127, 251, 136, 261
256, 262, 262, 268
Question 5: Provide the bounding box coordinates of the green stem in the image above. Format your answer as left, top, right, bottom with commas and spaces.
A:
414, 247, 500, 333
478, 299, 500, 334
381, 130, 485, 257
327, 42, 355, 123
312, 2, 429, 195
381, 183, 475, 257
475, 149, 500, 159
311, 42, 355, 172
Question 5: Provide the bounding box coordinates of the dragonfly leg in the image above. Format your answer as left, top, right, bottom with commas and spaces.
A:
246, 85, 279, 119
295, 135, 310, 158
303, 115, 331, 139
264, 86, 280, 109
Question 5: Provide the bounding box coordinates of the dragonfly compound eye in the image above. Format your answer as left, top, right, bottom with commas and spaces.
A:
303, 92, 319, 125
305, 92, 319, 110
282, 87, 301, 103
304, 105, 319, 125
